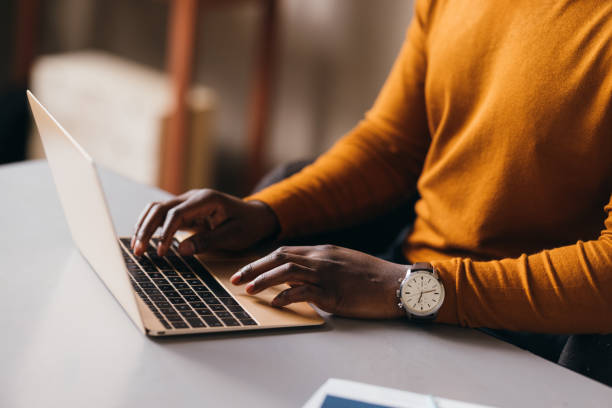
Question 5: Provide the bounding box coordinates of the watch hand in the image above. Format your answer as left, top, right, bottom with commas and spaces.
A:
418, 292, 423, 303
422, 290, 436, 294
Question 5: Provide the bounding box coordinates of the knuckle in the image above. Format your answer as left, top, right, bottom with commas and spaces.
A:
284, 262, 299, 273
274, 247, 288, 261
166, 207, 182, 220
318, 244, 337, 252
198, 188, 215, 198
150, 202, 164, 213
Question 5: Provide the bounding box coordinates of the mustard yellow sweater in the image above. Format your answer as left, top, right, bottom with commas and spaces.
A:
248, 0, 612, 333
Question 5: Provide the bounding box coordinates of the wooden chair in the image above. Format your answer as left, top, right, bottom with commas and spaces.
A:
14, 0, 278, 194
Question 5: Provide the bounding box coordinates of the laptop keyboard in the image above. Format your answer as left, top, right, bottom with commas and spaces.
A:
118, 238, 258, 330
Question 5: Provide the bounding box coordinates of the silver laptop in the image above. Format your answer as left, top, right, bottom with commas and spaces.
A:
27, 91, 324, 336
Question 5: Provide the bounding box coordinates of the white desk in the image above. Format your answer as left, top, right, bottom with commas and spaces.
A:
1, 160, 610, 407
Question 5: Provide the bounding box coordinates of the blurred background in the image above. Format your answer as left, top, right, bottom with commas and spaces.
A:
0, 0, 413, 195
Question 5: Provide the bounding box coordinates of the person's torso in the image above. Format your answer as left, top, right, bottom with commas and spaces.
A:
406, 0, 612, 262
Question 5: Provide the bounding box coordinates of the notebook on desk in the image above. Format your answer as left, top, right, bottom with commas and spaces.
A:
27, 90, 324, 336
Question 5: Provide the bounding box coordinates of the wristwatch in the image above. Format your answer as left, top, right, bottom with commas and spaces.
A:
396, 262, 445, 321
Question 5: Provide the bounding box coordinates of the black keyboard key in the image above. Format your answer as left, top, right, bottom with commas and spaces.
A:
233, 312, 252, 320
131, 270, 146, 277
195, 308, 213, 316
184, 295, 200, 302
166, 255, 191, 272
161, 321, 172, 329
164, 270, 178, 276
169, 276, 184, 283
190, 302, 206, 309
209, 304, 226, 312
156, 301, 170, 308
164, 290, 180, 298
179, 310, 197, 318
221, 317, 240, 326
148, 272, 163, 279
219, 297, 239, 306
181, 272, 196, 279
144, 288, 161, 296
240, 318, 257, 326
192, 285, 207, 292
168, 297, 185, 304
172, 322, 188, 329
135, 276, 150, 283
148, 255, 172, 270
186, 279, 201, 286
187, 318, 205, 328
174, 282, 189, 289
159, 308, 176, 315
201, 316, 223, 327
179, 289, 196, 296
204, 298, 221, 305
150, 295, 166, 303
215, 311, 232, 319
227, 305, 245, 313
137, 257, 155, 269
175, 304, 192, 311
153, 278, 169, 285
159, 285, 174, 292
196, 291, 214, 299
140, 282, 155, 289
210, 285, 230, 298
166, 314, 185, 322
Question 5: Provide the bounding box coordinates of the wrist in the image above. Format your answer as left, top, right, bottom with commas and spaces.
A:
385, 262, 412, 318
249, 200, 281, 241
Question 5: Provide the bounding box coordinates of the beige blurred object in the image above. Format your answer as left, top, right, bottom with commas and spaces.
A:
28, 50, 216, 191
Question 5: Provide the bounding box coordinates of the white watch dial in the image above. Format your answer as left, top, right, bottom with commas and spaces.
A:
400, 271, 444, 316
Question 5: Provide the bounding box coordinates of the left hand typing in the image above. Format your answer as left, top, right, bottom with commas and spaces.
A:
230, 245, 407, 319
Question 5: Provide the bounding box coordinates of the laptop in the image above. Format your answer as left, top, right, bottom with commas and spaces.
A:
27, 90, 324, 336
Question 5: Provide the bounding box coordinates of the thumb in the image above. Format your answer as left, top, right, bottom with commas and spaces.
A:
177, 221, 242, 255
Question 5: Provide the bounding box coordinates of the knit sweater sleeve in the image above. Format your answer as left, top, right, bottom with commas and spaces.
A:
246, 4, 431, 238
434, 194, 612, 333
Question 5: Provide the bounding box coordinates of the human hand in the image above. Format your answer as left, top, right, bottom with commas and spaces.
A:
230, 245, 407, 319
131, 189, 279, 256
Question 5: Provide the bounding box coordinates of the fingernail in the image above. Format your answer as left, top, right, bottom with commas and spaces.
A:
271, 297, 282, 307
230, 271, 242, 285
245, 283, 255, 294
179, 241, 195, 255
130, 236, 135, 249
135, 239, 142, 253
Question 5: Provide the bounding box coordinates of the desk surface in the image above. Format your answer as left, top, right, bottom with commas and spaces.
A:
2, 160, 611, 408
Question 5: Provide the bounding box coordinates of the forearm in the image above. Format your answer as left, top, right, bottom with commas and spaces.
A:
246, 119, 426, 238
433, 235, 612, 333
246, 23, 431, 239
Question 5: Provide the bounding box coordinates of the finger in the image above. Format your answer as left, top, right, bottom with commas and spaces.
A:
133, 200, 179, 255
132, 202, 157, 249
244, 262, 318, 295
158, 192, 229, 255
271, 284, 325, 307
157, 200, 210, 256
177, 220, 239, 255
231, 247, 321, 284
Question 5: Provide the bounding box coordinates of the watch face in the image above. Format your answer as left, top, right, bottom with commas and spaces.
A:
400, 271, 445, 316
